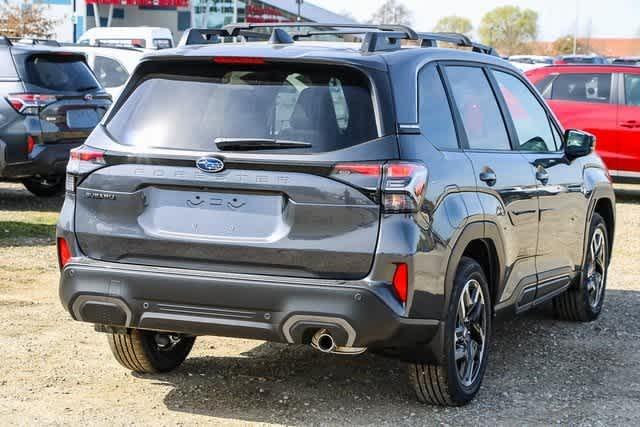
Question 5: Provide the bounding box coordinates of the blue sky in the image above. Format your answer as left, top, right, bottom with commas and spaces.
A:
312, 0, 640, 41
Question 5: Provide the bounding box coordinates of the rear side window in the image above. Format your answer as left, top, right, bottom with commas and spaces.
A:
107, 63, 377, 153
550, 73, 612, 103
418, 64, 458, 150
0, 50, 18, 79
18, 55, 100, 93
94, 56, 129, 88
445, 66, 511, 151
153, 39, 173, 49
624, 74, 640, 106
98, 39, 147, 48
493, 71, 557, 152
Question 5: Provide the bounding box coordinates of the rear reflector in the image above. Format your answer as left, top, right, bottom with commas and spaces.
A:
26, 136, 35, 154
392, 263, 409, 303
212, 56, 266, 65
57, 237, 72, 270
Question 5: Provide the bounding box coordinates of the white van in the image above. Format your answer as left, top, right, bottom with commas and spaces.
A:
77, 27, 174, 50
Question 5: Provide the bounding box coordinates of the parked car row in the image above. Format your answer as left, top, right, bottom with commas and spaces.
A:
0, 37, 112, 196
510, 54, 640, 72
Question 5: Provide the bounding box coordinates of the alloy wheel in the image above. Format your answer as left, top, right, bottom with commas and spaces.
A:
454, 279, 487, 387
586, 228, 606, 309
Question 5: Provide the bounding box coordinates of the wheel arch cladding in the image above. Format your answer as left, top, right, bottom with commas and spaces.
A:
594, 197, 614, 262
444, 222, 505, 315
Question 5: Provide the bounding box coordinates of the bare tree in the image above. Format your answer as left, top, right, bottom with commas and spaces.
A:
368, 0, 412, 26
0, 0, 57, 39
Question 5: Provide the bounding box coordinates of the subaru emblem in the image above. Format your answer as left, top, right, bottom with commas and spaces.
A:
196, 157, 225, 173
84, 93, 93, 101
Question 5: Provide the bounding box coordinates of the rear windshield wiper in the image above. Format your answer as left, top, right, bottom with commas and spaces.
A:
215, 138, 312, 151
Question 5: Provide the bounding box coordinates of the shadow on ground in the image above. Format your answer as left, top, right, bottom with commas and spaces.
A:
126, 289, 640, 424
0, 184, 63, 213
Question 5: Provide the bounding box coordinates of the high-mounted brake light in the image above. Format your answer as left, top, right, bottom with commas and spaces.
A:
6, 93, 57, 114
212, 56, 266, 65
392, 263, 409, 303
57, 237, 72, 270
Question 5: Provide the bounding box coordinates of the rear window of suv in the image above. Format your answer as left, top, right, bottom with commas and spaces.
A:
106, 62, 378, 153
18, 54, 100, 93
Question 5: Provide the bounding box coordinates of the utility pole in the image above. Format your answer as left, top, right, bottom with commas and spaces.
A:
296, 0, 303, 21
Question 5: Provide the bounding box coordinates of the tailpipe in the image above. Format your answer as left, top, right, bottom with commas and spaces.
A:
311, 329, 336, 353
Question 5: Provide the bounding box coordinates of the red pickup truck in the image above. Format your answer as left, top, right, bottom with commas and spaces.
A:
526, 65, 640, 182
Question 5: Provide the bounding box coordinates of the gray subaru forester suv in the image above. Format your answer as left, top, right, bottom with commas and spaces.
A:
57, 24, 615, 406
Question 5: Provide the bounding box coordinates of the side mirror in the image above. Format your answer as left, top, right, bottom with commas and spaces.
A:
565, 129, 595, 159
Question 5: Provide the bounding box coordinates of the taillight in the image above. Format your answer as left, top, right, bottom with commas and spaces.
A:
57, 237, 72, 270
330, 162, 382, 193
330, 161, 427, 212
392, 263, 409, 303
6, 93, 57, 115
66, 146, 106, 193
27, 136, 36, 154
381, 162, 427, 213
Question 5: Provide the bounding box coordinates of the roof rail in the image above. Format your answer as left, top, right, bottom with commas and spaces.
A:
417, 32, 498, 56
222, 22, 419, 39
179, 23, 498, 56
0, 36, 12, 47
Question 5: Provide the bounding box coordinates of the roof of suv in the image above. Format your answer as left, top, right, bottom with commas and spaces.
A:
144, 39, 515, 73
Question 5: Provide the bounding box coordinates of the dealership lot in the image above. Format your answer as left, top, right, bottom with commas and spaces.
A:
0, 181, 638, 425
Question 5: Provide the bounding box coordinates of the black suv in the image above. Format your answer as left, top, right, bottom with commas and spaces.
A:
56, 24, 615, 406
0, 37, 111, 196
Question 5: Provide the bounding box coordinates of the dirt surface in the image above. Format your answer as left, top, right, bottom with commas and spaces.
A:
0, 182, 639, 425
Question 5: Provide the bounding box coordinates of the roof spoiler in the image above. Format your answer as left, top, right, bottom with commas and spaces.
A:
178, 23, 499, 56
8, 37, 60, 47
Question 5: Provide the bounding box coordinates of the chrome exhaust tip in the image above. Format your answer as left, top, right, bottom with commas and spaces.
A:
311, 329, 336, 353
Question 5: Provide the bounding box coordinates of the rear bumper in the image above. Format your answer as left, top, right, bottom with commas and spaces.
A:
0, 142, 80, 179
59, 259, 440, 352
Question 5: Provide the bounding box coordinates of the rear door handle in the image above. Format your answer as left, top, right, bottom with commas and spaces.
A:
479, 168, 497, 187
536, 167, 550, 184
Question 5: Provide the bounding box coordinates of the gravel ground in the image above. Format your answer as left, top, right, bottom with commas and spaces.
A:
0, 182, 639, 426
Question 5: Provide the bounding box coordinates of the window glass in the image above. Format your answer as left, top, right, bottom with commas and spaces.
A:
153, 39, 173, 49
445, 66, 511, 150
533, 74, 555, 99
493, 71, 556, 152
550, 121, 563, 151
94, 56, 129, 88
107, 63, 377, 153
418, 64, 458, 150
624, 74, 640, 106
19, 55, 99, 93
0, 50, 17, 78
550, 73, 612, 103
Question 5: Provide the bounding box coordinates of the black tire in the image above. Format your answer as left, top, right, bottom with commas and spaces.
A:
22, 176, 64, 197
410, 257, 492, 406
107, 329, 195, 374
554, 213, 609, 322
